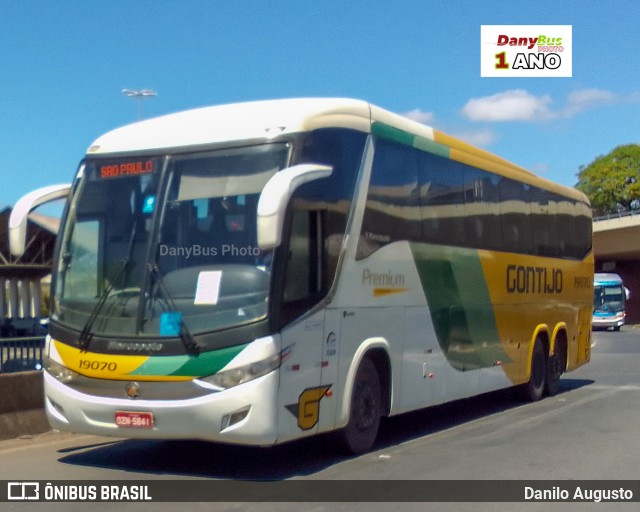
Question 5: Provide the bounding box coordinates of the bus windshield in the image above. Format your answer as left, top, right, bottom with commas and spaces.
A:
52, 143, 289, 338
593, 284, 625, 313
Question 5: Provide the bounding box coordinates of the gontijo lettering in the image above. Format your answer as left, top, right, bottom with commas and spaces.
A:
506, 265, 562, 294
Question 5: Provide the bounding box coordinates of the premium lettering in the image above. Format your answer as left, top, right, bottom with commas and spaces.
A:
362, 269, 405, 287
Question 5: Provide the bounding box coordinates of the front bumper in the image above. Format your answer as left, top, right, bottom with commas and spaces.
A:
592, 312, 625, 329
44, 369, 279, 445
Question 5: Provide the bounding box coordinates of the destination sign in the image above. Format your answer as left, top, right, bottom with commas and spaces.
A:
99, 160, 156, 179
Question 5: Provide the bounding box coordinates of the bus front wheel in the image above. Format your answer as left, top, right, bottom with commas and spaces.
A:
338, 357, 382, 454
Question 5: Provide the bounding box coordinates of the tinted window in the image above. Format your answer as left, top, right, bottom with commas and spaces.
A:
498, 178, 532, 254
278, 128, 367, 324
358, 135, 591, 260
418, 152, 466, 247
464, 168, 502, 250
358, 139, 419, 259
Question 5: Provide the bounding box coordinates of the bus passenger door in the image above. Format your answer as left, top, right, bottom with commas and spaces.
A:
275, 208, 326, 442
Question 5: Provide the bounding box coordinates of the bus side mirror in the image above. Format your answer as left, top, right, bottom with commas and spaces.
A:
9, 184, 71, 257
257, 164, 332, 250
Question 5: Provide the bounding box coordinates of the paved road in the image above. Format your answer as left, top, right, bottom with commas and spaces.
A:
1, 328, 639, 511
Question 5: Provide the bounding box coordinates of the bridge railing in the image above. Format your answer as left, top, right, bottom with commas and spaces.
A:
593, 209, 640, 222
0, 336, 45, 373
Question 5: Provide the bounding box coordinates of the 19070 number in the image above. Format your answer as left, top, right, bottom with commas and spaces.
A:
79, 360, 117, 372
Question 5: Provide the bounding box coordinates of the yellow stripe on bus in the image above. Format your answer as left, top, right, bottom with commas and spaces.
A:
373, 288, 410, 297
53, 340, 191, 381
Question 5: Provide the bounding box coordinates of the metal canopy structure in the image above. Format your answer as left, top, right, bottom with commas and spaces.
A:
0, 208, 58, 279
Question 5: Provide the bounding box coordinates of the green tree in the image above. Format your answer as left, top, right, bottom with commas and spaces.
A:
576, 144, 640, 216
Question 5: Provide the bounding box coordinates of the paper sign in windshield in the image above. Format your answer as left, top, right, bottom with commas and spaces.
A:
194, 271, 222, 305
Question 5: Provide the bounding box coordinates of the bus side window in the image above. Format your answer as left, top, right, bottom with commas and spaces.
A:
279, 207, 325, 324
498, 178, 532, 255
418, 152, 465, 247
358, 138, 420, 259
283, 209, 312, 302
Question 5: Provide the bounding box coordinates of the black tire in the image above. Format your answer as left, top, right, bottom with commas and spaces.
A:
545, 351, 562, 397
338, 357, 382, 454
521, 339, 546, 402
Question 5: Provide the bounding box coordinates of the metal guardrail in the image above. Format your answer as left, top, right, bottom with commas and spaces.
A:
0, 336, 45, 373
593, 209, 640, 222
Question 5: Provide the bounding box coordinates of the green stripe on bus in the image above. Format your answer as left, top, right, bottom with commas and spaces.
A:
371, 122, 450, 158
130, 343, 248, 377
412, 135, 450, 158
411, 243, 510, 371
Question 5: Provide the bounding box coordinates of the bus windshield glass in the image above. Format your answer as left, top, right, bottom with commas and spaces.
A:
593, 284, 625, 314
52, 143, 289, 338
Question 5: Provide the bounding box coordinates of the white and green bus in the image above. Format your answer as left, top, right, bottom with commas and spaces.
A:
10, 99, 593, 453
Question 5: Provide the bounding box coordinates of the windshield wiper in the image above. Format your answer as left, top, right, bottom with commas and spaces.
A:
77, 223, 137, 351
147, 262, 200, 355
77, 258, 131, 351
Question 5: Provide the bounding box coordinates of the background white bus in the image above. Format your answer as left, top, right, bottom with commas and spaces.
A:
11, 98, 593, 453
593, 273, 627, 331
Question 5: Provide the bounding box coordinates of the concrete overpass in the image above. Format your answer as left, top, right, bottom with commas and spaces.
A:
593, 213, 640, 323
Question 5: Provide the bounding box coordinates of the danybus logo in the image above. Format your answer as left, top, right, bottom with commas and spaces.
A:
481, 25, 572, 77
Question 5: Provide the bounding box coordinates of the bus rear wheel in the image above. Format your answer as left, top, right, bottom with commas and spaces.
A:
521, 339, 546, 402
545, 340, 566, 397
338, 357, 382, 454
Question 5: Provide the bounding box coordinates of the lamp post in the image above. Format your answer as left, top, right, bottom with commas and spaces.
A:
122, 89, 157, 120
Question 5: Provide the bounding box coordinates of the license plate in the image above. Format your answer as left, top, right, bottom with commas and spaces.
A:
115, 411, 154, 429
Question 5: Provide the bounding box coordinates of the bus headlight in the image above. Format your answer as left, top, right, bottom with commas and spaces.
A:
44, 355, 79, 384
200, 353, 281, 389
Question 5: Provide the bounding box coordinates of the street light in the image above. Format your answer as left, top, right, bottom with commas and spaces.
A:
122, 89, 157, 120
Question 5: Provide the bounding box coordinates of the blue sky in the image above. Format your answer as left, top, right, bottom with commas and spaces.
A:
1, 0, 639, 210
